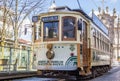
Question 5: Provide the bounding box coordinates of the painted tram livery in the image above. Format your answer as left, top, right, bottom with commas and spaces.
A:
32, 6, 111, 79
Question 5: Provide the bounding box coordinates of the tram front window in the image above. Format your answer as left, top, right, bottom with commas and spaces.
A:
62, 17, 76, 40
44, 22, 58, 40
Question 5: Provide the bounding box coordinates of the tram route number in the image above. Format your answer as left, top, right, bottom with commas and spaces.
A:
38, 60, 63, 66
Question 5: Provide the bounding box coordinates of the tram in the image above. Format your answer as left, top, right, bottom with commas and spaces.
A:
32, 6, 111, 79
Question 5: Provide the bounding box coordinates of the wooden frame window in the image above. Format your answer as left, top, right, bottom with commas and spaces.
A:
42, 16, 59, 41
62, 16, 76, 41
83, 21, 87, 41
43, 21, 59, 41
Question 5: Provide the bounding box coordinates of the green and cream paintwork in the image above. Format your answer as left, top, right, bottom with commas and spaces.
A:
33, 11, 88, 70
33, 10, 111, 71
34, 44, 78, 70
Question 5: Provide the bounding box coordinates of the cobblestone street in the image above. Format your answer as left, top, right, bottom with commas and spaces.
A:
90, 66, 120, 81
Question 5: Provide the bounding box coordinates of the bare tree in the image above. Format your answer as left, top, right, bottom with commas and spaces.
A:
0, 0, 14, 60
0, 0, 47, 66
8, 0, 47, 46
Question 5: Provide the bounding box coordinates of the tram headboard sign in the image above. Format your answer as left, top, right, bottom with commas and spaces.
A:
42, 16, 58, 22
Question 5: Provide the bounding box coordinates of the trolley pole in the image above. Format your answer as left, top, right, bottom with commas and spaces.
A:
77, 0, 81, 9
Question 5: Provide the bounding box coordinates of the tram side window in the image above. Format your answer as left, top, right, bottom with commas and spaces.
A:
78, 19, 82, 30
80, 45, 82, 55
93, 51, 96, 61
83, 21, 87, 40
44, 21, 58, 39
62, 17, 76, 39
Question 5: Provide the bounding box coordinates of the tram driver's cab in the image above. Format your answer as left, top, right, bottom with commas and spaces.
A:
34, 14, 84, 42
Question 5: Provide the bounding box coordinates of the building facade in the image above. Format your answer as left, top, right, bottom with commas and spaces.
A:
0, 6, 33, 71
114, 16, 120, 62
96, 7, 120, 64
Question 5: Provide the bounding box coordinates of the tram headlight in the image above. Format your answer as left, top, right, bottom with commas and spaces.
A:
46, 50, 55, 59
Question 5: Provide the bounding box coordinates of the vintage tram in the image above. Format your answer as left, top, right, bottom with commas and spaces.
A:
32, 6, 111, 79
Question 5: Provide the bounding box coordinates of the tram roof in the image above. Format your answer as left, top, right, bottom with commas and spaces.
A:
72, 9, 92, 20
55, 6, 92, 20
55, 7, 108, 35
39, 6, 108, 35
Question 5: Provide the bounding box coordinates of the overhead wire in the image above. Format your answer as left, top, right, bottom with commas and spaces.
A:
77, 0, 82, 9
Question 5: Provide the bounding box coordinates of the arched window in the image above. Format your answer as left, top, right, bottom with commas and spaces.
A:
62, 16, 76, 40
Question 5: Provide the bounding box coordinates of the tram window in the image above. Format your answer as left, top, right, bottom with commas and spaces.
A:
44, 21, 58, 39
93, 51, 96, 61
83, 21, 87, 40
62, 17, 76, 39
78, 19, 82, 30
80, 45, 82, 55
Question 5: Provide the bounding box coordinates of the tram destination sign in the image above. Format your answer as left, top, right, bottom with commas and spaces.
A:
42, 16, 58, 22
38, 60, 63, 66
